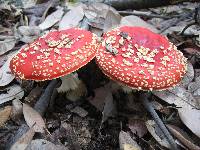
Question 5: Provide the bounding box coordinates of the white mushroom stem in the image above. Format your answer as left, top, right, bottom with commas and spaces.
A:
57, 73, 87, 101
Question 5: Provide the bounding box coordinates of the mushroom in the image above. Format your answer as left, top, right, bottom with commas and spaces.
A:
10, 28, 99, 101
95, 26, 187, 149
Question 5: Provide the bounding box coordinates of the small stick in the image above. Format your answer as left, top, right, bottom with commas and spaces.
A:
141, 92, 178, 150
118, 10, 173, 19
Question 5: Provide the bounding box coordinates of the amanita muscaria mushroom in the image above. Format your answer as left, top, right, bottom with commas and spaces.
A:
10, 28, 98, 101
96, 26, 187, 149
96, 26, 187, 91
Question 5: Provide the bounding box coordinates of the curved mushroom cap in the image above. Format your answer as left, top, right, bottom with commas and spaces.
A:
96, 26, 187, 91
10, 28, 98, 81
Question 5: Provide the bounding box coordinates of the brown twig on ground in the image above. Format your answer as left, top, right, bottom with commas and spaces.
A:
141, 93, 179, 150
159, 9, 195, 33
118, 10, 174, 19
79, 0, 199, 10
181, 6, 200, 35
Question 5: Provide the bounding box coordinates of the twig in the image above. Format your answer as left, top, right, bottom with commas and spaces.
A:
181, 6, 200, 35
80, 17, 90, 30
141, 92, 179, 150
118, 10, 173, 19
159, 10, 195, 33
79, 0, 199, 10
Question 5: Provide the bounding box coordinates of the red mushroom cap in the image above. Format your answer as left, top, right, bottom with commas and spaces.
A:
96, 26, 187, 91
10, 28, 98, 80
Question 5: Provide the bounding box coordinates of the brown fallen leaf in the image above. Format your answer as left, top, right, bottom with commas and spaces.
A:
102, 90, 115, 123
124, 144, 140, 150
120, 15, 159, 33
154, 86, 200, 138
145, 120, 170, 149
59, 4, 84, 30
17, 26, 41, 43
10, 127, 35, 150
0, 37, 16, 55
11, 99, 23, 123
178, 105, 200, 138
23, 103, 46, 133
119, 131, 142, 150
179, 62, 194, 88
70, 106, 88, 118
167, 124, 200, 150
128, 119, 147, 138
103, 10, 121, 32
183, 47, 200, 55
0, 56, 15, 86
0, 84, 24, 105
39, 7, 64, 30
26, 139, 67, 150
87, 86, 110, 111
0, 106, 12, 127
24, 86, 43, 106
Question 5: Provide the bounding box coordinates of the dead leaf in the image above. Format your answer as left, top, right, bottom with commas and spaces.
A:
23, 103, 46, 133
84, 2, 119, 20
178, 103, 200, 138
0, 38, 16, 55
0, 26, 11, 33
84, 2, 119, 30
0, 55, 15, 86
90, 27, 103, 37
169, 86, 198, 107
119, 131, 142, 150
26, 139, 67, 150
188, 81, 200, 94
153, 86, 198, 108
24, 86, 43, 105
153, 87, 200, 138
87, 86, 110, 111
0, 85, 24, 105
188, 75, 200, 96
10, 127, 35, 150
120, 15, 159, 33
102, 90, 115, 123
70, 106, 88, 118
167, 124, 200, 150
145, 120, 170, 148
103, 10, 121, 32
18, 26, 40, 37
0, 106, 12, 127
39, 7, 64, 30
183, 47, 200, 55
128, 119, 147, 138
180, 62, 194, 88
22, 0, 37, 8
59, 4, 84, 30
11, 99, 23, 122
17, 26, 41, 43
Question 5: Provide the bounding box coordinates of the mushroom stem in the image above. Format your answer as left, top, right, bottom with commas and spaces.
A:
57, 73, 87, 101
141, 92, 178, 150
